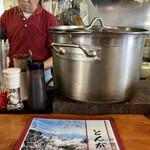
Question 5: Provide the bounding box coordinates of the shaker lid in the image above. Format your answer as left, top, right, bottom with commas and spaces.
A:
3, 68, 21, 75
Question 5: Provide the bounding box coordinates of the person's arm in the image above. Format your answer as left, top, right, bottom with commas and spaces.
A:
44, 56, 53, 70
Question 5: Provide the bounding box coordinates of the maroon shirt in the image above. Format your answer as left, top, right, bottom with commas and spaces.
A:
0, 5, 58, 67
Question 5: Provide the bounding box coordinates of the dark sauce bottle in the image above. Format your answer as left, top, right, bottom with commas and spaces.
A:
26, 60, 47, 110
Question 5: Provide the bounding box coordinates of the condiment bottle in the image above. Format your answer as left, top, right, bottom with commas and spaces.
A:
26, 60, 47, 110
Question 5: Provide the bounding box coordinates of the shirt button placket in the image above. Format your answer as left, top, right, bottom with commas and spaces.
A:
23, 17, 27, 28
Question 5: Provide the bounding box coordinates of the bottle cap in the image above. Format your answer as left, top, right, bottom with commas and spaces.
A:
26, 60, 44, 70
3, 68, 21, 89
3, 68, 21, 74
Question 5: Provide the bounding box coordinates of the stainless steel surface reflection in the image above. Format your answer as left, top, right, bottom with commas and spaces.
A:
0, 29, 6, 86
91, 0, 150, 77
91, 0, 150, 30
51, 23, 147, 103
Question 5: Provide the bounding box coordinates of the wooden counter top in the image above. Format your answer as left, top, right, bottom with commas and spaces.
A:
0, 114, 150, 150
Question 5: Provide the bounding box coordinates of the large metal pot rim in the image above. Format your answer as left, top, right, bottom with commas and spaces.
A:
50, 17, 150, 35
50, 25, 150, 35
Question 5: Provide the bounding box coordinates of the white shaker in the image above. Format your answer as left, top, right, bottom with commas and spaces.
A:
3, 68, 24, 110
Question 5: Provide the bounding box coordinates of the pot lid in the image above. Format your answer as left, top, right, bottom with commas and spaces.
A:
50, 17, 150, 34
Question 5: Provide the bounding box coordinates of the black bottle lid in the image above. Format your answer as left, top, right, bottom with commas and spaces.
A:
26, 60, 44, 70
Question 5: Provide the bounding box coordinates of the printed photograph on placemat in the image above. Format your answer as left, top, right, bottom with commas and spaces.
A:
14, 116, 125, 150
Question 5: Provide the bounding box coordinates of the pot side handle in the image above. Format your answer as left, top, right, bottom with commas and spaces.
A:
51, 43, 97, 57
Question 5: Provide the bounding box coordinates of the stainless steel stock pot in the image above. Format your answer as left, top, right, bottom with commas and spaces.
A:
50, 18, 149, 103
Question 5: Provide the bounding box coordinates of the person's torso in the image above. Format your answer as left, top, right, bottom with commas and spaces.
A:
2, 6, 58, 67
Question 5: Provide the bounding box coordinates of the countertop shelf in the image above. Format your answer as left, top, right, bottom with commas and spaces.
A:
1, 114, 150, 150
52, 79, 150, 114
0, 80, 150, 114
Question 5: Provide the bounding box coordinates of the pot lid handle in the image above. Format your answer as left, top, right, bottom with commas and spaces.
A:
86, 17, 105, 30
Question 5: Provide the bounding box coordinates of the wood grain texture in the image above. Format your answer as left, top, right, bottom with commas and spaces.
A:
0, 114, 150, 150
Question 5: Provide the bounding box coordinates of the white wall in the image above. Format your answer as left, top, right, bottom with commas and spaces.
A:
0, 0, 4, 16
